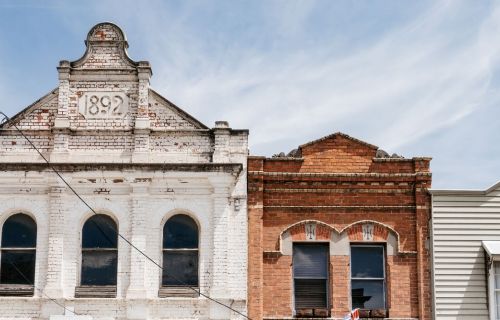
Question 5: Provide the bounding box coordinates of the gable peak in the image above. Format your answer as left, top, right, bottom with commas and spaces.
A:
86, 22, 128, 47
69, 22, 149, 72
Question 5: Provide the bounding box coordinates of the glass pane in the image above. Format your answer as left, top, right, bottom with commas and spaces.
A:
82, 215, 117, 248
163, 215, 198, 249
293, 244, 328, 279
0, 250, 36, 284
495, 275, 500, 289
1, 214, 37, 248
162, 251, 198, 286
352, 280, 385, 309
495, 261, 500, 276
497, 294, 500, 320
81, 251, 117, 285
294, 279, 327, 309
351, 246, 384, 278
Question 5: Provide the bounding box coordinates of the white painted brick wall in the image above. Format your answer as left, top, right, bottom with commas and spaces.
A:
0, 22, 249, 320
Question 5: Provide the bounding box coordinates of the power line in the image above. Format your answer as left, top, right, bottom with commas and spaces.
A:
0, 112, 251, 320
5, 257, 79, 317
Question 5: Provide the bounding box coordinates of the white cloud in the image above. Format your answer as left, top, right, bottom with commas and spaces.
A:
3, 0, 498, 188
109, 0, 499, 157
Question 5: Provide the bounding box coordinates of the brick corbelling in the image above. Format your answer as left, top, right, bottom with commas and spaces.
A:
248, 171, 431, 178
264, 205, 416, 211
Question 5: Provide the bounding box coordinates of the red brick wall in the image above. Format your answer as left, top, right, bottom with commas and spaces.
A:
247, 133, 432, 319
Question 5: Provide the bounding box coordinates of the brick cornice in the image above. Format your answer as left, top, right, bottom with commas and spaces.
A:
248, 171, 431, 178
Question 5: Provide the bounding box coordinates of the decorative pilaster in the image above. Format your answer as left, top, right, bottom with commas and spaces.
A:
208, 176, 233, 319
132, 62, 152, 163
212, 121, 231, 163
43, 178, 67, 298
126, 181, 149, 299
51, 61, 71, 162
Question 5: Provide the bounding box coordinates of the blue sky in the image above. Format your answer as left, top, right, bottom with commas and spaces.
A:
0, 0, 499, 189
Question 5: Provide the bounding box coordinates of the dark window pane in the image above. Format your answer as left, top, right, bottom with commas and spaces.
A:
1, 214, 36, 248
293, 244, 328, 279
352, 280, 385, 309
351, 246, 384, 278
163, 215, 198, 249
0, 250, 36, 284
294, 279, 327, 309
82, 215, 117, 248
162, 251, 198, 286
81, 251, 117, 285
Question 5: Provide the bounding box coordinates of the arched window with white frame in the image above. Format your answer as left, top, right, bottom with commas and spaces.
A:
76, 214, 117, 298
160, 214, 199, 297
0, 213, 37, 296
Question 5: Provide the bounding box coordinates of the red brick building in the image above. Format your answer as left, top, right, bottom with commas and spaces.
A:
248, 132, 432, 319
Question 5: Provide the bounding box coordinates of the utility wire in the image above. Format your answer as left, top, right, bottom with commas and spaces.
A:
5, 257, 79, 316
0, 112, 251, 320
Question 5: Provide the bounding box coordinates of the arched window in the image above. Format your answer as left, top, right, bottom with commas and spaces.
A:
0, 214, 37, 287
162, 214, 199, 287
80, 215, 118, 286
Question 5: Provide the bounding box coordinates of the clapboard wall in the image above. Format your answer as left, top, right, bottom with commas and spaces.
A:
431, 182, 500, 320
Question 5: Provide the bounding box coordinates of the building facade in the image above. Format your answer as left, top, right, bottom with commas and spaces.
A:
247, 133, 432, 319
0, 23, 248, 320
431, 182, 500, 320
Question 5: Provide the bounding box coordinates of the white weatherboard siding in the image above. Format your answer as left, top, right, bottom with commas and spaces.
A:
432, 184, 500, 320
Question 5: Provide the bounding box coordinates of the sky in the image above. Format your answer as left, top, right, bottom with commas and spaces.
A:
0, 0, 499, 189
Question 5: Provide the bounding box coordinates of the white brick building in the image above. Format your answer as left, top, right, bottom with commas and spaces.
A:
0, 23, 248, 320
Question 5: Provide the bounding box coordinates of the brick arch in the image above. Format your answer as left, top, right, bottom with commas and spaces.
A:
339, 220, 410, 254
280, 219, 340, 242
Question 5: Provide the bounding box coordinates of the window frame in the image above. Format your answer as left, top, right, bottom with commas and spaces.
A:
488, 260, 500, 320
159, 214, 200, 298
292, 241, 330, 315
0, 213, 37, 296
350, 243, 387, 311
76, 214, 118, 298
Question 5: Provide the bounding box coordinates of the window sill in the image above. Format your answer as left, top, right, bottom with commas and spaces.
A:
158, 286, 199, 298
75, 285, 116, 298
358, 309, 388, 318
295, 308, 329, 318
0, 284, 34, 296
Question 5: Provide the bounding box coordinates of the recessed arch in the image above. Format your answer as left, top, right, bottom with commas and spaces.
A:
279, 219, 340, 240
340, 220, 411, 254
80, 214, 118, 286
161, 213, 199, 288
0, 213, 37, 286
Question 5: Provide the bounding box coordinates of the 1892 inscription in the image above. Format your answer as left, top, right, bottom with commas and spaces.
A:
78, 92, 129, 119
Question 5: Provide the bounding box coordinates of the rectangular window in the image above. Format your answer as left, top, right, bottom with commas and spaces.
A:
494, 262, 500, 319
162, 250, 199, 286
350, 245, 386, 310
0, 250, 36, 284
293, 243, 329, 311
81, 249, 117, 286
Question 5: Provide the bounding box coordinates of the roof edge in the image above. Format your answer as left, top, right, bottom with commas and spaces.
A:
149, 89, 209, 130
430, 180, 500, 195
299, 132, 378, 150
0, 88, 59, 129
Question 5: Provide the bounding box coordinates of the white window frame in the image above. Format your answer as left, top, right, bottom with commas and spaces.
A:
488, 260, 500, 320
482, 241, 500, 320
